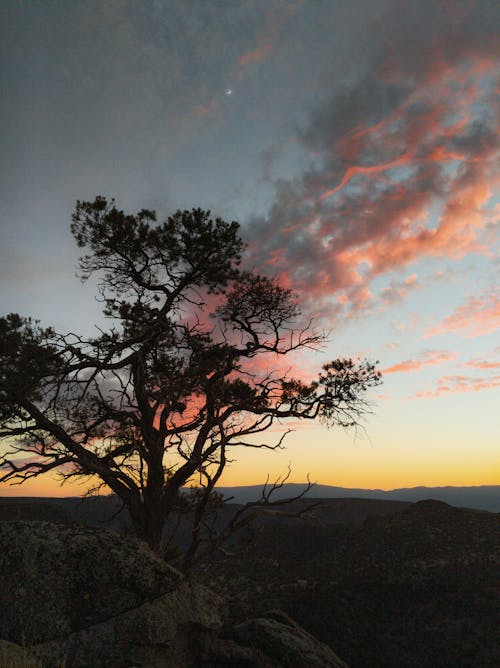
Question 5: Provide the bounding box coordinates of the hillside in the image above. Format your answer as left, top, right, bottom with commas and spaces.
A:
0, 494, 498, 666
196, 500, 500, 667
0, 495, 411, 550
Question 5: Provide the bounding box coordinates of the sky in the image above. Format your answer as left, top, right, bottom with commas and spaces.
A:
0, 0, 499, 496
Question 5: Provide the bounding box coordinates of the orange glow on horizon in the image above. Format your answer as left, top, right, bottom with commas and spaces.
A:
2, 456, 499, 498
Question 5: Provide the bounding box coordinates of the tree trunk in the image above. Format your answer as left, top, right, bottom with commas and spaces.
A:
127, 495, 165, 554
141, 507, 165, 554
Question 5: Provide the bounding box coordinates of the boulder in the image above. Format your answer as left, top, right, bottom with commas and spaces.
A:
0, 521, 221, 667
210, 609, 349, 668
32, 586, 220, 667
0, 639, 40, 668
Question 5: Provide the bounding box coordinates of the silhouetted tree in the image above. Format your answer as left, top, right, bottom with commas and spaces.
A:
0, 197, 381, 559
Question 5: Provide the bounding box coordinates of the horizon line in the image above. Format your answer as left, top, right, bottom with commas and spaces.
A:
1, 481, 499, 500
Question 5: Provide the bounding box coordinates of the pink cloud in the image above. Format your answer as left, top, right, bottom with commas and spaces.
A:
463, 347, 500, 370
319, 152, 413, 202
194, 97, 219, 118
391, 314, 419, 333
425, 291, 500, 339
464, 358, 500, 370
238, 3, 301, 69
239, 42, 273, 67
382, 349, 456, 375
380, 274, 419, 304
415, 373, 500, 398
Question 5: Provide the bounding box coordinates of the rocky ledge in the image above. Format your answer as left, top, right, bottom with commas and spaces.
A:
0, 520, 347, 667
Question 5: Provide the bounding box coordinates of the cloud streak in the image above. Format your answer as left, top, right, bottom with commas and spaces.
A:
425, 291, 500, 339
464, 358, 500, 370
238, 2, 302, 68
382, 350, 456, 375
415, 373, 500, 398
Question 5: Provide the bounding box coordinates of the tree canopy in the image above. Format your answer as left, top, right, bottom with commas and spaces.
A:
0, 197, 381, 560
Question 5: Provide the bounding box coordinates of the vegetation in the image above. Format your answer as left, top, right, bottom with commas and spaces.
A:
198, 501, 500, 667
0, 197, 380, 562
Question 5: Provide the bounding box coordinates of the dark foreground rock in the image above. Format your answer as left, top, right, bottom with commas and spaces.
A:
203, 610, 349, 667
0, 520, 220, 666
0, 639, 39, 668
0, 521, 346, 667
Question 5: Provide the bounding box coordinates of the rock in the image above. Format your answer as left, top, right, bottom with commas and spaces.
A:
0, 521, 221, 667
0, 521, 348, 667
204, 610, 349, 667
32, 586, 220, 668
0, 639, 40, 668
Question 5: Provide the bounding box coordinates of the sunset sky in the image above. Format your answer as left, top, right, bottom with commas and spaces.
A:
1, 0, 499, 496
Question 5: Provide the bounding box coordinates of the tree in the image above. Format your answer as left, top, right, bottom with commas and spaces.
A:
0, 197, 381, 559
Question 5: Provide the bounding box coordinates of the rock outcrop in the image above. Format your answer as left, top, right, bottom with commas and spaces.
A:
0, 521, 220, 667
0, 639, 40, 668
206, 609, 349, 667
0, 520, 347, 667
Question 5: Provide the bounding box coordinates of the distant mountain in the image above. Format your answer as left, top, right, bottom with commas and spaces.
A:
215, 483, 500, 512
1, 485, 498, 530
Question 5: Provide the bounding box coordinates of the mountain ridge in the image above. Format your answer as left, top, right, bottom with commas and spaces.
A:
214, 483, 500, 512
2, 483, 498, 512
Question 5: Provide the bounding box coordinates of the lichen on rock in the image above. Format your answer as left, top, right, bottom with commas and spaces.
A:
0, 639, 40, 668
0, 521, 222, 667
